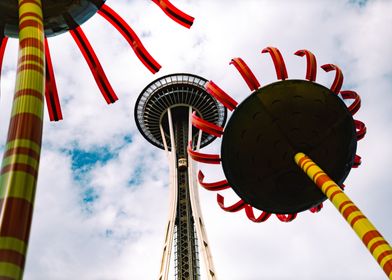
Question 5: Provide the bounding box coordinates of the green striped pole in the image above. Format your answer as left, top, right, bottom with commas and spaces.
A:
0, 0, 45, 278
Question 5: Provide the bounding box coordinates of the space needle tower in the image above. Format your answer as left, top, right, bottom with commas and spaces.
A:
135, 74, 227, 279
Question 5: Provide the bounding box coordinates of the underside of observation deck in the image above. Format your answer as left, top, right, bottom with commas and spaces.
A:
135, 73, 227, 150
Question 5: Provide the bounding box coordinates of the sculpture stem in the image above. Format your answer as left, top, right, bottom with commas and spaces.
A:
295, 152, 392, 279
0, 0, 45, 278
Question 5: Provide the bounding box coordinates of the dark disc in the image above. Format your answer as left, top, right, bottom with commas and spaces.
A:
0, 0, 105, 38
221, 80, 357, 214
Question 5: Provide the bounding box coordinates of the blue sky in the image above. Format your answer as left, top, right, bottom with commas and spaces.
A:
0, 0, 391, 279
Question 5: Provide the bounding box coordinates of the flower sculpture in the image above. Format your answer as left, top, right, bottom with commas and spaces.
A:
189, 47, 365, 222
0, 1, 193, 278
188, 47, 392, 277
0, 0, 194, 121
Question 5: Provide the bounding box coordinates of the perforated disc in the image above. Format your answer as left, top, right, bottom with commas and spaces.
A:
0, 0, 105, 38
221, 80, 357, 214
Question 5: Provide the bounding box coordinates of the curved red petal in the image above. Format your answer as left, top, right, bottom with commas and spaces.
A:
44, 38, 63, 121
198, 170, 230, 191
244, 205, 271, 222
321, 63, 343, 94
353, 154, 362, 168
355, 120, 366, 141
70, 26, 118, 104
310, 203, 323, 213
276, 213, 297, 222
152, 0, 194, 29
294, 49, 317, 82
262, 47, 288, 80
98, 4, 161, 74
230, 57, 260, 91
188, 141, 221, 164
341, 90, 361, 115
205, 81, 238, 111
217, 194, 246, 212
192, 112, 224, 137
0, 36, 8, 76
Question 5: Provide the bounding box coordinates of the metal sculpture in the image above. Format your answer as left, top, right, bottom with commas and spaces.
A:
135, 74, 226, 279
0, 0, 194, 121
0, 1, 193, 279
189, 47, 392, 278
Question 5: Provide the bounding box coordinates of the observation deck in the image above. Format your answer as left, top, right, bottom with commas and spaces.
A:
135, 73, 227, 150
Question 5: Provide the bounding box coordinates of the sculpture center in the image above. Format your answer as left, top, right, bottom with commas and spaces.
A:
0, 0, 105, 38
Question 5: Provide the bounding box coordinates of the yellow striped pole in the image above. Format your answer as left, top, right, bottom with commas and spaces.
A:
295, 152, 392, 279
0, 0, 45, 278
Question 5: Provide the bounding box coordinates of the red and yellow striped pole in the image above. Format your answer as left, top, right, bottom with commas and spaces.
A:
295, 152, 392, 279
0, 0, 45, 278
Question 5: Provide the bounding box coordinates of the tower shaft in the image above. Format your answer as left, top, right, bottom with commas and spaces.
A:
174, 113, 199, 279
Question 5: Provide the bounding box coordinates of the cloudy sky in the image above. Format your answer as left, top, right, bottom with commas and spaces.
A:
1, 0, 392, 279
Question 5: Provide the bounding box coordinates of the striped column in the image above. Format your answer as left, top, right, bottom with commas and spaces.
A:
295, 152, 392, 279
0, 0, 45, 279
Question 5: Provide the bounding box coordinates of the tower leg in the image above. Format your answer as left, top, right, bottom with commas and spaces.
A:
174, 107, 199, 279
295, 153, 392, 279
0, 0, 45, 278
158, 109, 178, 280
187, 107, 217, 279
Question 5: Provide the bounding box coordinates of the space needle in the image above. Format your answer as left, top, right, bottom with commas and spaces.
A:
135, 73, 227, 279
